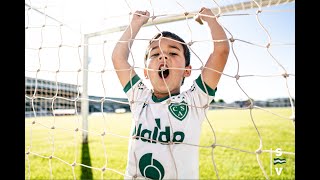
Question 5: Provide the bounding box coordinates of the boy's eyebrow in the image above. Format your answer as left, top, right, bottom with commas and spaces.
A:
149, 44, 182, 52
169, 45, 181, 51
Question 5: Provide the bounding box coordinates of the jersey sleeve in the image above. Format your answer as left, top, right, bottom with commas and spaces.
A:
123, 74, 149, 110
185, 75, 217, 118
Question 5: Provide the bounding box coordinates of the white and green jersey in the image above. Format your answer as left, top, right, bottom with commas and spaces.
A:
123, 74, 216, 180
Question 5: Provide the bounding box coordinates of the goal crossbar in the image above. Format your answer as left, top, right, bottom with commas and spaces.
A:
86, 0, 294, 38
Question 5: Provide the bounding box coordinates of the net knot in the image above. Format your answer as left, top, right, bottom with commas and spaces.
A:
75, 128, 79, 132
229, 37, 235, 42
101, 131, 106, 136
101, 166, 106, 172
32, 121, 36, 124
51, 126, 55, 129
167, 99, 171, 105
248, 102, 254, 109
133, 174, 138, 179
255, 149, 262, 154
71, 162, 76, 167
187, 41, 194, 46
266, 43, 270, 48
211, 143, 216, 148
282, 73, 289, 78
151, 15, 157, 21
203, 104, 208, 109
49, 155, 53, 159
235, 74, 240, 80
184, 12, 189, 16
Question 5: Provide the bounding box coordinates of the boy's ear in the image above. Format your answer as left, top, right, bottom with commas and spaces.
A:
184, 65, 192, 77
144, 68, 149, 79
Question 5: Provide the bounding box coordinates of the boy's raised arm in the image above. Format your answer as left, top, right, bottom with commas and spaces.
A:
112, 10, 150, 88
197, 7, 230, 91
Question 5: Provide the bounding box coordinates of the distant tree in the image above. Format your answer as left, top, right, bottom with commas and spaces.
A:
266, 101, 270, 107
218, 99, 225, 103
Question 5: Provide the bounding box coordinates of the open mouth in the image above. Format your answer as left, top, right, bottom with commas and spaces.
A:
158, 65, 169, 79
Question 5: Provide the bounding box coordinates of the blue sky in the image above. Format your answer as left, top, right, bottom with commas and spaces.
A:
25, 0, 295, 103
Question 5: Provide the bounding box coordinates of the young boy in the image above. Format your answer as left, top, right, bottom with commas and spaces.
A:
112, 7, 229, 180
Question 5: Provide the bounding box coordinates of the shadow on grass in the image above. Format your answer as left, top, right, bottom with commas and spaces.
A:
81, 142, 93, 180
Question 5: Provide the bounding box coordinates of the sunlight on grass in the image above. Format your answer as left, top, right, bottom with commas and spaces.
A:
25, 108, 294, 179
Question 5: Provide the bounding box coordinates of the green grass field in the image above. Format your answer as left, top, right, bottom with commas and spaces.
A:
25, 107, 295, 179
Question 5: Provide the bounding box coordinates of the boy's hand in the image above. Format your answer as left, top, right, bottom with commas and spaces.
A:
194, 7, 215, 25
132, 10, 150, 27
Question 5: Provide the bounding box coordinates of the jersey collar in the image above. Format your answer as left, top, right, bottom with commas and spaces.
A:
151, 93, 179, 103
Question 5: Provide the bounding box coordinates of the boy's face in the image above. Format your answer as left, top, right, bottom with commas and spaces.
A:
144, 37, 191, 95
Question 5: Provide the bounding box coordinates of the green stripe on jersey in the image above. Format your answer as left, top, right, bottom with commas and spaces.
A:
123, 74, 140, 93
195, 75, 217, 96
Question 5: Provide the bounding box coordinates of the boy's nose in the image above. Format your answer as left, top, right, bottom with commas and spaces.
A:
158, 54, 168, 60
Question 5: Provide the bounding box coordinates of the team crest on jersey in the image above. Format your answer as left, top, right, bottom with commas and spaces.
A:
168, 101, 188, 121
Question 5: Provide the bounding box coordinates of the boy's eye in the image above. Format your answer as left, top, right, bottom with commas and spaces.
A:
150, 53, 159, 57
169, 52, 177, 56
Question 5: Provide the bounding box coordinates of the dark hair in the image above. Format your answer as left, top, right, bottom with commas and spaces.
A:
144, 31, 190, 66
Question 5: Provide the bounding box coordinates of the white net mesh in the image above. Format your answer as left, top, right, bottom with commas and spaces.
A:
25, 0, 295, 179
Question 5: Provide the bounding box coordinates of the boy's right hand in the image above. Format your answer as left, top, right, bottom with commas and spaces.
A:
131, 10, 150, 27
195, 7, 216, 25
